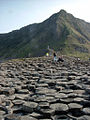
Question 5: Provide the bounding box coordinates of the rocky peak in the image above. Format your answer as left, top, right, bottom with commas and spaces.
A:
59, 9, 67, 14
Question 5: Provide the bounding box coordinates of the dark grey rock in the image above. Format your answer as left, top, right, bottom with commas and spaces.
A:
59, 89, 73, 94
68, 103, 83, 109
0, 110, 6, 115
55, 93, 68, 99
4, 114, 21, 120
40, 108, 55, 117
17, 89, 29, 94
50, 103, 69, 113
20, 115, 37, 120
74, 97, 85, 103
30, 112, 43, 119
12, 100, 25, 105
82, 108, 90, 115
2, 88, 15, 95
60, 98, 74, 103
0, 116, 4, 120
15, 94, 29, 100
22, 102, 38, 113
38, 102, 49, 108
52, 115, 70, 120
77, 115, 90, 120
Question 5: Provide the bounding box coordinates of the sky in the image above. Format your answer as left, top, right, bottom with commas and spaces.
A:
0, 0, 90, 33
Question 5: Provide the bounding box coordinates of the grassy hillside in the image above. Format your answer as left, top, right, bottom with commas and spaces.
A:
0, 9, 90, 60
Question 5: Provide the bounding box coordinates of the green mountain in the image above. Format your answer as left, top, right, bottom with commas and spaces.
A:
0, 9, 90, 60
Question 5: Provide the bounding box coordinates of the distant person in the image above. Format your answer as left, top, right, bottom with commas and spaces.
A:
47, 45, 54, 56
53, 52, 58, 62
46, 52, 49, 57
57, 56, 64, 62
77, 58, 80, 61
53, 52, 64, 62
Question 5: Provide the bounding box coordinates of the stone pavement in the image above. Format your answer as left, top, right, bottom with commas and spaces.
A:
0, 56, 90, 120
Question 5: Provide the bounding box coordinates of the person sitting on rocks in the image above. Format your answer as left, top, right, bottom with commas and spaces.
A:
53, 52, 64, 62
53, 52, 58, 62
57, 55, 64, 62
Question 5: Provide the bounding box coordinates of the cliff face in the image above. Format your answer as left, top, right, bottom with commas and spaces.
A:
0, 9, 90, 60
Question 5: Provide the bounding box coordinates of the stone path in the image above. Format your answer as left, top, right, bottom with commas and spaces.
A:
0, 56, 90, 120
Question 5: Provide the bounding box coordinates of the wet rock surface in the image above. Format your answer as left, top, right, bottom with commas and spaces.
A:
0, 56, 90, 119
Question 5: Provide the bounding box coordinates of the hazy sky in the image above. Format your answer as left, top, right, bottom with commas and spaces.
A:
0, 0, 90, 33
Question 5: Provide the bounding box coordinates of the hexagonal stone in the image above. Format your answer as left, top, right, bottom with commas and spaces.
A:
40, 108, 54, 117
68, 103, 83, 110
56, 82, 67, 87
0, 105, 8, 114
0, 95, 6, 102
68, 72, 78, 76
34, 97, 47, 102
30, 112, 43, 119
4, 114, 21, 120
59, 89, 73, 94
20, 115, 37, 120
0, 110, 6, 115
15, 94, 29, 100
67, 93, 77, 98
39, 102, 49, 108
82, 108, 90, 115
22, 102, 38, 113
52, 115, 70, 120
17, 89, 29, 94
7, 95, 15, 100
86, 88, 90, 94
36, 83, 48, 87
55, 93, 68, 99
60, 98, 74, 103
61, 72, 69, 76
45, 80, 56, 86
55, 85, 64, 91
36, 88, 56, 95
12, 100, 25, 105
67, 76, 76, 80
74, 97, 85, 103
50, 103, 69, 113
77, 115, 90, 120
5, 100, 13, 108
27, 85, 35, 92
0, 116, 4, 120
3, 88, 15, 95
45, 96, 55, 102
